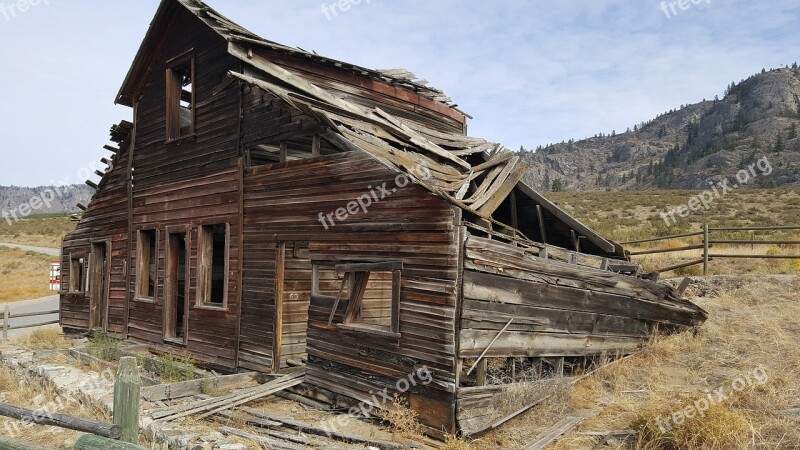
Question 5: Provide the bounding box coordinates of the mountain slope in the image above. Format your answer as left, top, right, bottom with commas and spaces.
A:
0, 185, 93, 218
521, 67, 800, 191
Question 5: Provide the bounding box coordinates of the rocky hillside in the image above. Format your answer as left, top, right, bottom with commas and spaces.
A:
522, 66, 800, 191
0, 185, 93, 217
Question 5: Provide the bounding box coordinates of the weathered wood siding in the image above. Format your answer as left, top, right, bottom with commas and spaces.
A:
455, 234, 706, 433
125, 7, 243, 369
241, 150, 460, 433
61, 136, 131, 335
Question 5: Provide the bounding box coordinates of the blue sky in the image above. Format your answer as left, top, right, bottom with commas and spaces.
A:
0, 0, 798, 186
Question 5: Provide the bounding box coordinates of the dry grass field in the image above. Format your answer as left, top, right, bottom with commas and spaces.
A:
0, 214, 75, 249
548, 188, 800, 278
0, 247, 56, 302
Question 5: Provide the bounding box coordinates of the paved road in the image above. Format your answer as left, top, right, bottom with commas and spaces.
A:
0, 242, 60, 257
2, 295, 60, 339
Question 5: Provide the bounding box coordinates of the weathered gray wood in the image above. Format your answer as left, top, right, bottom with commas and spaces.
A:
113, 357, 141, 444
140, 372, 256, 402
676, 277, 692, 296
0, 403, 121, 438
157, 372, 303, 422
219, 426, 308, 450
74, 434, 149, 450
466, 317, 514, 375
0, 435, 51, 450
524, 409, 599, 450
238, 407, 405, 450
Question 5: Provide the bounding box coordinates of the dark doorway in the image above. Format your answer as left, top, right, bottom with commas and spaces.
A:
89, 242, 108, 330
165, 232, 188, 342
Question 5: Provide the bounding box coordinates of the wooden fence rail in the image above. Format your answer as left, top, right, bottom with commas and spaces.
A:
622, 224, 800, 275
2, 307, 59, 339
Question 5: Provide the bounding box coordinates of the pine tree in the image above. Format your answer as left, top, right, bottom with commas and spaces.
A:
774, 134, 785, 153
789, 123, 798, 140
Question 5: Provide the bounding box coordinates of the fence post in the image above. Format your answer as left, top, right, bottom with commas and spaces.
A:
113, 357, 141, 444
703, 224, 709, 276
3, 306, 9, 340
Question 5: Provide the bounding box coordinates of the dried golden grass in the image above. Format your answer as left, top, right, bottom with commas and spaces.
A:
13, 327, 69, 350
0, 215, 75, 248
382, 398, 424, 440
0, 247, 54, 302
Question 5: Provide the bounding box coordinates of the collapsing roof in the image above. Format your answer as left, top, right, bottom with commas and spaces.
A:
115, 0, 625, 259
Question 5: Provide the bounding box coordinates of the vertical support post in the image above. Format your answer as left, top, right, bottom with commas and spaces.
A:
113, 356, 141, 444
506, 357, 516, 381
703, 224, 709, 276
555, 357, 565, 377
312, 134, 321, 157
3, 306, 9, 340
279, 141, 288, 163
475, 359, 487, 386
536, 205, 547, 245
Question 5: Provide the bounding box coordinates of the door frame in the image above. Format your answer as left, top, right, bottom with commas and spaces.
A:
89, 240, 111, 331
164, 226, 191, 344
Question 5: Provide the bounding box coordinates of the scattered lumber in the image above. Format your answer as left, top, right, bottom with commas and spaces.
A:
0, 403, 121, 439
238, 406, 405, 450
0, 435, 51, 450
74, 434, 150, 450
523, 408, 600, 450
140, 372, 256, 401
155, 372, 303, 422
219, 426, 308, 450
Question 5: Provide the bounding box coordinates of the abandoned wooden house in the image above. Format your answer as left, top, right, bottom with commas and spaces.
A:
59, 0, 707, 436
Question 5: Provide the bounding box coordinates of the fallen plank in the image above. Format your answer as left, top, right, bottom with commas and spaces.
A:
141, 372, 257, 401
238, 407, 405, 450
523, 409, 600, 450
158, 372, 304, 422
195, 375, 304, 420
219, 426, 308, 450
0, 403, 121, 439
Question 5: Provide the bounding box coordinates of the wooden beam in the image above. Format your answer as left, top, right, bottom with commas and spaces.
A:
466, 318, 514, 375
0, 403, 120, 438
273, 242, 286, 372
279, 141, 288, 164
518, 182, 616, 253
536, 205, 547, 245
524, 408, 601, 450
312, 134, 321, 157
475, 359, 487, 386
510, 189, 519, 230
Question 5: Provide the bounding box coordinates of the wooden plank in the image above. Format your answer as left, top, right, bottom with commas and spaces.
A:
524, 409, 600, 450
238, 407, 406, 450
140, 372, 256, 401
466, 318, 514, 375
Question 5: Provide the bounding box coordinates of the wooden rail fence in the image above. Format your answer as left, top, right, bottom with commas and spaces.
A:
622, 225, 800, 275
2, 307, 59, 339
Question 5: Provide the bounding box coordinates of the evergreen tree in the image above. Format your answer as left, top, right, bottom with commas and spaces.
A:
551, 179, 566, 192
774, 134, 785, 153
789, 123, 798, 140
